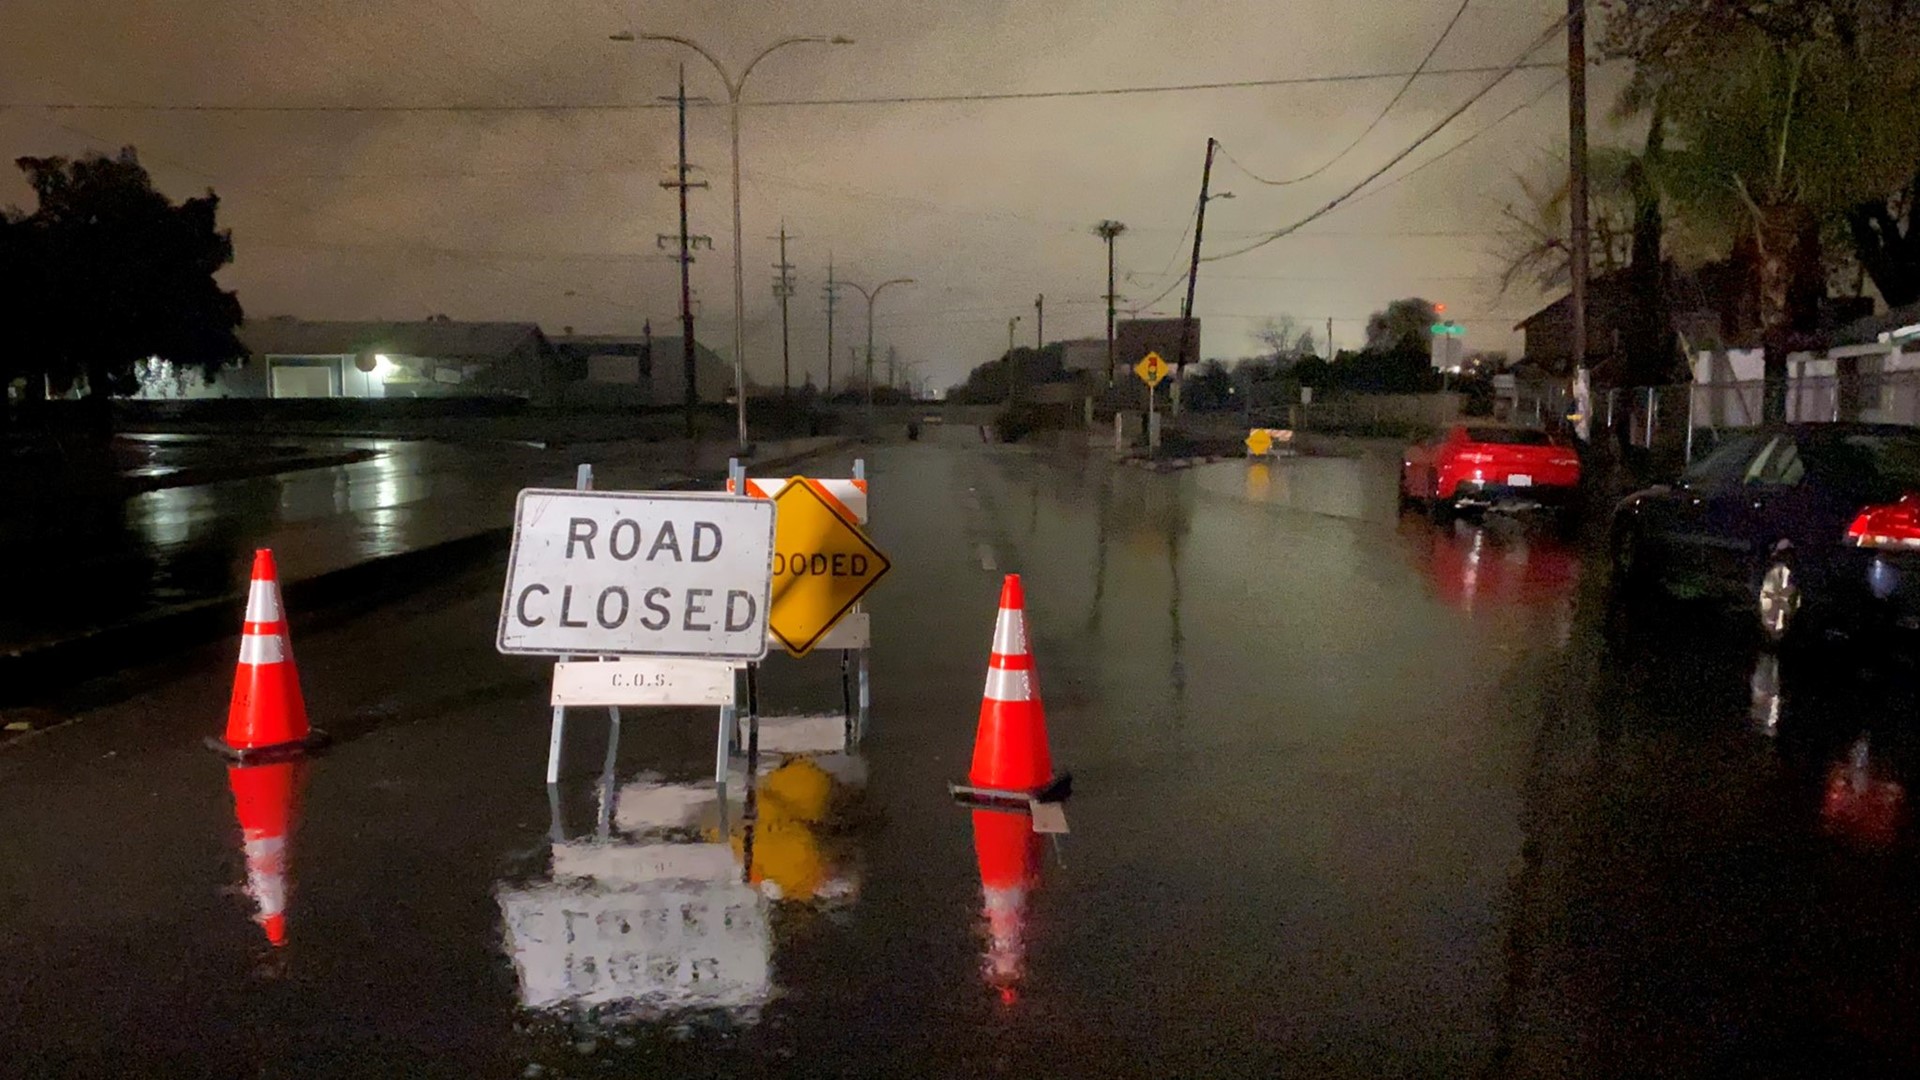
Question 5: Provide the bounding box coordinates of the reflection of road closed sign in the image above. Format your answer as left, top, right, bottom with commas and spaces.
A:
1134, 351, 1169, 387
496, 881, 770, 1011
496, 490, 775, 660
767, 478, 892, 658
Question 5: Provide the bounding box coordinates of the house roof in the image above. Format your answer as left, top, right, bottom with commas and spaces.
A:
240, 318, 550, 360
552, 334, 724, 361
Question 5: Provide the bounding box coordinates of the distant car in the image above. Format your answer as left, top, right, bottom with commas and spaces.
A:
1400, 425, 1582, 522
1610, 423, 1920, 646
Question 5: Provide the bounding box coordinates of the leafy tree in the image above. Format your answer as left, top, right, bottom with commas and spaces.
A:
1846, 167, 1920, 307
1364, 298, 1439, 356
947, 342, 1068, 404
9, 148, 244, 422
1601, 0, 1920, 418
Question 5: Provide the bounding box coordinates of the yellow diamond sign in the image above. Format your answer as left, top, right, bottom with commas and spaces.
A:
1134, 351, 1169, 387
767, 477, 892, 658
1245, 428, 1273, 456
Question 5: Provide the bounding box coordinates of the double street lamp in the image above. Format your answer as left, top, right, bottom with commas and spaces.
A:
613, 30, 853, 452
840, 277, 915, 426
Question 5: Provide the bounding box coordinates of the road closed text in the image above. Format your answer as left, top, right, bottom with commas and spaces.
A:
497, 490, 775, 661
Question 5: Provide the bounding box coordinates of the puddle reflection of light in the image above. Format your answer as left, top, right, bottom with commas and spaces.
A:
1459, 528, 1486, 615
1821, 735, 1906, 849
133, 485, 199, 550
1749, 653, 1785, 735
1245, 462, 1271, 500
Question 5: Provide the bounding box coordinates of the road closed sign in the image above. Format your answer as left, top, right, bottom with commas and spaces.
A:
497, 490, 775, 661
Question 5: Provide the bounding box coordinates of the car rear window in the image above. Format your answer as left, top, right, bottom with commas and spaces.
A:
1806, 433, 1920, 492
1464, 427, 1553, 446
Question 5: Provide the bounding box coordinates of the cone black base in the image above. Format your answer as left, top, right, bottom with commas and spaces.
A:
948, 771, 1072, 809
205, 729, 331, 764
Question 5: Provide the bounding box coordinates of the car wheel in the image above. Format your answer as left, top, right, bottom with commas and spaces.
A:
1426, 471, 1453, 524
1611, 523, 1656, 597
1552, 504, 1582, 539
1756, 549, 1802, 649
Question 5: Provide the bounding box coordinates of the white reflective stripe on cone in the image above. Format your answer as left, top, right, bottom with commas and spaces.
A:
990, 609, 1027, 657
983, 666, 1033, 703
239, 633, 287, 665
246, 578, 282, 622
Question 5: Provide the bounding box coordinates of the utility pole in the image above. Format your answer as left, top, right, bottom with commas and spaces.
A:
770, 222, 796, 399
641, 318, 652, 389
1327, 317, 1334, 358
1568, 0, 1592, 440
1008, 315, 1023, 403
1095, 221, 1127, 388
1175, 137, 1223, 418
1034, 293, 1044, 349
658, 65, 710, 442
823, 254, 837, 396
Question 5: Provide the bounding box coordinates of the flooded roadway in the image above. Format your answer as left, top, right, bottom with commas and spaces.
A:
2, 433, 1918, 1077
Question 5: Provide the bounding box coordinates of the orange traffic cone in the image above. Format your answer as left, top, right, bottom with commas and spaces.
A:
208, 550, 327, 761
227, 759, 307, 947
950, 575, 1070, 806
973, 807, 1043, 1004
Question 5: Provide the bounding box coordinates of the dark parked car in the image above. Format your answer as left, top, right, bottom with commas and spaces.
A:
1610, 423, 1920, 646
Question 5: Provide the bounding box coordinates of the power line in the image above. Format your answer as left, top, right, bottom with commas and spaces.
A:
1342, 73, 1563, 208
1129, 203, 1202, 297
1222, 0, 1475, 187
1203, 14, 1570, 264
0, 61, 1564, 115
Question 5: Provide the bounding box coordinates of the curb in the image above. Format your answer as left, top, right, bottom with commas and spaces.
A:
0, 437, 854, 709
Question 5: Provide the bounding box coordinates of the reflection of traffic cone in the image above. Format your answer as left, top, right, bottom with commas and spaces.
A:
227, 759, 307, 947
209, 550, 327, 761
950, 575, 1069, 806
973, 808, 1042, 1004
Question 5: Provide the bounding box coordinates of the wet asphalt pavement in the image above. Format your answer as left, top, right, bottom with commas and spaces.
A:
4, 428, 1920, 1077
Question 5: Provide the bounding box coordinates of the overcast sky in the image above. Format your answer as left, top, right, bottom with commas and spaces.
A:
0, 0, 1623, 391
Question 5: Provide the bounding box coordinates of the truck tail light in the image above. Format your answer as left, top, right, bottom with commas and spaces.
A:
1845, 494, 1920, 550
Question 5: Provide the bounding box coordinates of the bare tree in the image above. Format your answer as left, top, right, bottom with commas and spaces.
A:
1494, 148, 1637, 296
1254, 316, 1317, 362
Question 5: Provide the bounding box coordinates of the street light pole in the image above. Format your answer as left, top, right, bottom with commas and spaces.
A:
842, 277, 915, 430
614, 30, 852, 452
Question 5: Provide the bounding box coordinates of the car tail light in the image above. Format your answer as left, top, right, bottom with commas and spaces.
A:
1845, 493, 1920, 550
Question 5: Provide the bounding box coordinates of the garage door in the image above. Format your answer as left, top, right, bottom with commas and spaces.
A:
271, 365, 335, 398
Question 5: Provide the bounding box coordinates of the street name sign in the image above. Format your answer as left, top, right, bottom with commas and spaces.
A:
498, 490, 774, 661
1134, 351, 1169, 387
767, 478, 892, 658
